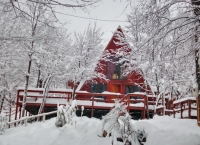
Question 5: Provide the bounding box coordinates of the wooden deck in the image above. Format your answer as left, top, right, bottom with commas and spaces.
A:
15, 88, 197, 120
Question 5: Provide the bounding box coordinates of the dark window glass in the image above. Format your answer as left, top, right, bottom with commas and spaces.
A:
106, 57, 126, 80
90, 83, 106, 99
126, 85, 141, 93
126, 85, 141, 99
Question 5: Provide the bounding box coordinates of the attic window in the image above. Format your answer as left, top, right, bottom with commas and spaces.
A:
106, 58, 126, 80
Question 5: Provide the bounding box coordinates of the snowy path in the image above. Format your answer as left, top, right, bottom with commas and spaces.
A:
1, 116, 200, 145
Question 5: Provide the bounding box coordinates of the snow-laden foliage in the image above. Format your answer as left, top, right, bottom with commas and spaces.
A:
101, 100, 143, 145
0, 114, 6, 135
55, 100, 78, 127
65, 22, 106, 99
0, 0, 105, 116
115, 0, 197, 106
81, 106, 84, 118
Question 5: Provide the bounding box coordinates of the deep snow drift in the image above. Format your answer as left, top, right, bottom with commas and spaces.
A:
1, 115, 200, 145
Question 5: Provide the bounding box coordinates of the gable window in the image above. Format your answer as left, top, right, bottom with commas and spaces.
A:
106, 57, 126, 80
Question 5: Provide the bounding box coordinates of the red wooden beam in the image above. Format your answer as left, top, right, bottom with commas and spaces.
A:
91, 94, 94, 117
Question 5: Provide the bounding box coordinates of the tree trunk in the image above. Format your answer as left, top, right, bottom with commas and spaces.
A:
36, 68, 41, 88
72, 85, 76, 100
8, 92, 11, 128
195, 49, 200, 92
21, 58, 32, 118
0, 92, 5, 114
192, 0, 200, 94
37, 76, 52, 121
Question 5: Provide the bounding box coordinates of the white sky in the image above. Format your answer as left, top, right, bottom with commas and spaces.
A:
55, 1, 133, 45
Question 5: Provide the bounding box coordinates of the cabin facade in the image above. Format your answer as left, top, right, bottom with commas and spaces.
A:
74, 26, 146, 97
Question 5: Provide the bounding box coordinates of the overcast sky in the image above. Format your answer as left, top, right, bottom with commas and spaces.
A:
56, 1, 133, 45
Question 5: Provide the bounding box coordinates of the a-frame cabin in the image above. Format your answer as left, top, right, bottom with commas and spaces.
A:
77, 26, 146, 96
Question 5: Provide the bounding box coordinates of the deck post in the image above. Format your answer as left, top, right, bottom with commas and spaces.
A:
67, 93, 70, 102
142, 109, 145, 119
91, 94, 94, 117
145, 95, 149, 119
15, 90, 20, 121
14, 105, 18, 127
180, 102, 183, 119
19, 106, 22, 119
127, 95, 130, 113
188, 100, 191, 118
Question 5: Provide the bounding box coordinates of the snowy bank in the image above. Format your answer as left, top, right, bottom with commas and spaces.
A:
1, 116, 200, 145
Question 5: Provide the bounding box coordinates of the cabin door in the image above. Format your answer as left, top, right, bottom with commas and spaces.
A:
110, 84, 121, 93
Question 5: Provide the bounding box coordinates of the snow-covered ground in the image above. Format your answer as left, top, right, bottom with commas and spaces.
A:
1, 115, 200, 145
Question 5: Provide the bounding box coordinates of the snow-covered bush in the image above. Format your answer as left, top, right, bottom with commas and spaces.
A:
55, 105, 66, 127
100, 100, 146, 145
55, 100, 78, 127
137, 130, 146, 145
0, 114, 7, 135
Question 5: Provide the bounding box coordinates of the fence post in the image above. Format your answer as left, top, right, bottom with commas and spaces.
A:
43, 115, 45, 122
25, 117, 28, 127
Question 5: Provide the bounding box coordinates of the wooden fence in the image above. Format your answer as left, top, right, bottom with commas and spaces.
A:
6, 110, 57, 127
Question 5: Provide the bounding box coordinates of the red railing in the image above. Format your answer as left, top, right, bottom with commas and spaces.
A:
15, 88, 197, 120
173, 97, 196, 119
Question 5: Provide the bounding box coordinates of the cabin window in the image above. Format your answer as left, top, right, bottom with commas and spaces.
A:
126, 85, 141, 99
126, 85, 141, 93
90, 83, 106, 99
90, 83, 106, 93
